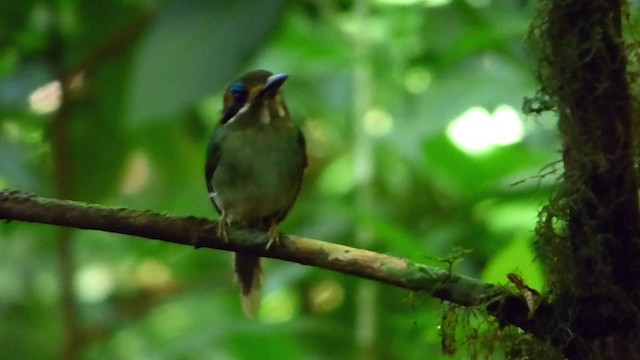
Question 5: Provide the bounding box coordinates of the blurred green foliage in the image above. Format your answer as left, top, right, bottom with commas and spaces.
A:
0, 0, 556, 359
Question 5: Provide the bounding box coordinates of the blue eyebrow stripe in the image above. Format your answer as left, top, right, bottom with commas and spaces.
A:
229, 82, 246, 93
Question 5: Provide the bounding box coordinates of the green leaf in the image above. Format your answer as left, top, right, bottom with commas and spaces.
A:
127, 0, 284, 124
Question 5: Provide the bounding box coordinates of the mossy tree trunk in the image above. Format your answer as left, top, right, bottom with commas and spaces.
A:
534, 0, 640, 357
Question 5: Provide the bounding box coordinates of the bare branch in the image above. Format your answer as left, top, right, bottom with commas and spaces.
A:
0, 189, 540, 332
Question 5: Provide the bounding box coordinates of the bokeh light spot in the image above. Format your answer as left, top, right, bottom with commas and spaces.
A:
260, 288, 299, 323
76, 264, 115, 303
491, 105, 525, 146
446, 105, 524, 155
134, 259, 173, 290
364, 108, 394, 136
309, 280, 345, 314
120, 150, 151, 195
29, 81, 62, 114
405, 67, 432, 94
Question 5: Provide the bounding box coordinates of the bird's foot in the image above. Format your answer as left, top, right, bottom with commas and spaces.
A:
266, 225, 280, 250
217, 213, 230, 242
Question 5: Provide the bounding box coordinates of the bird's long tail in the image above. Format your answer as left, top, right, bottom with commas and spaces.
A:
234, 253, 262, 317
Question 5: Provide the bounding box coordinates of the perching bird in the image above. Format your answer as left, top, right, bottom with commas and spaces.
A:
205, 70, 307, 317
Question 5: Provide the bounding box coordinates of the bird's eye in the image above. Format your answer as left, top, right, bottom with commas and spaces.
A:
229, 82, 247, 98
220, 81, 249, 124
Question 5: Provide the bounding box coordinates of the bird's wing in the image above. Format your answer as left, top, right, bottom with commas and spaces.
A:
297, 127, 308, 169
205, 126, 223, 214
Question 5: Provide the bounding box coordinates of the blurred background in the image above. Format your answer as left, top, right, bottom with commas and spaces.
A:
0, 0, 557, 359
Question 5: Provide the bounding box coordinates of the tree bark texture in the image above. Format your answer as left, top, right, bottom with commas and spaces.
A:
536, 0, 640, 357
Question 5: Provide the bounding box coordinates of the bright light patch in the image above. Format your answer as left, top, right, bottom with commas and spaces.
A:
447, 107, 493, 153
135, 259, 173, 289
364, 108, 393, 136
120, 150, 151, 195
76, 264, 115, 303
260, 288, 299, 323
446, 105, 524, 155
29, 80, 62, 114
491, 105, 525, 145
308, 280, 345, 314
405, 67, 432, 94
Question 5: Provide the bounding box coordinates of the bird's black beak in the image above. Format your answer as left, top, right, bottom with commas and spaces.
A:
258, 73, 288, 98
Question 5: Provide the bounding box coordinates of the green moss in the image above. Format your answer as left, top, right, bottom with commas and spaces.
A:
438, 302, 561, 359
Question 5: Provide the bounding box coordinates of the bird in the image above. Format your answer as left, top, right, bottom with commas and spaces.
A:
205, 70, 307, 317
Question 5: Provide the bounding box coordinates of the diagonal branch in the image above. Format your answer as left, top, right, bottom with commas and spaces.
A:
0, 189, 544, 334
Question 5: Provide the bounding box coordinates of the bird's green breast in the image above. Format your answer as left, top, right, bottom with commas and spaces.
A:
211, 121, 304, 225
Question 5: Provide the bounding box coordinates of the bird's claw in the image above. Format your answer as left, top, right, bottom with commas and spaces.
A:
217, 214, 229, 242
266, 225, 280, 250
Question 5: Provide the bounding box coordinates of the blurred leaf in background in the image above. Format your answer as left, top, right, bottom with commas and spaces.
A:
0, 0, 557, 359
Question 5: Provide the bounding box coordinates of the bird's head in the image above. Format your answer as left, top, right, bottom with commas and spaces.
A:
220, 70, 289, 125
